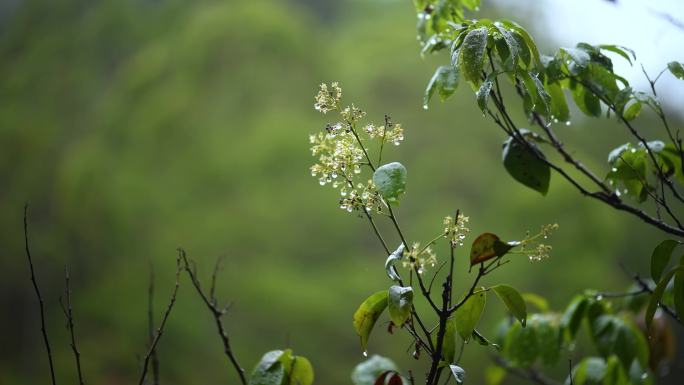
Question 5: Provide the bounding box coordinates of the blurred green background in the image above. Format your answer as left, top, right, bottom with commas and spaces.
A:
1, 0, 681, 384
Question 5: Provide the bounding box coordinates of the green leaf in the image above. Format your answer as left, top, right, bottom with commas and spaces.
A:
502, 135, 550, 195
560, 296, 588, 340
522, 293, 549, 312
449, 365, 466, 384
650, 240, 679, 282
485, 365, 507, 385
668, 61, 684, 80
646, 266, 684, 329
571, 84, 602, 117
388, 285, 413, 327
561, 47, 591, 75
288, 356, 314, 385
491, 284, 527, 326
424, 65, 460, 108
492, 23, 519, 71
531, 315, 561, 367
568, 357, 606, 385
599, 45, 635, 65
459, 26, 489, 85
546, 82, 569, 122
351, 355, 399, 385
503, 322, 537, 366
373, 162, 407, 203
454, 288, 486, 339
501, 20, 540, 69
476, 80, 493, 113
250, 351, 287, 385
433, 319, 457, 364
673, 254, 684, 328
622, 100, 642, 121
472, 329, 500, 350
353, 291, 389, 350
469, 232, 514, 265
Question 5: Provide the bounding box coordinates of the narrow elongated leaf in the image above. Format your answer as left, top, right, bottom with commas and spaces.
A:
599, 45, 635, 65
502, 136, 550, 195
373, 162, 407, 203
388, 286, 413, 326
353, 291, 389, 350
668, 61, 684, 79
646, 266, 684, 329
460, 27, 489, 85
469, 233, 514, 265
546, 82, 569, 122
491, 284, 527, 326
650, 240, 679, 282
449, 365, 466, 384
493, 23, 519, 71
501, 20, 540, 68
454, 288, 486, 339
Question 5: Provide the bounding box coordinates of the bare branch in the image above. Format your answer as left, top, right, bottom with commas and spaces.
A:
138, 254, 182, 385
23, 204, 57, 385
59, 266, 85, 385
180, 249, 248, 385
147, 263, 160, 385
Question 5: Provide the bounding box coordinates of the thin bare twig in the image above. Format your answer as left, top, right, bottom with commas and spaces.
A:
147, 263, 160, 385
180, 249, 248, 385
59, 266, 85, 385
24, 204, 57, 385
138, 254, 182, 385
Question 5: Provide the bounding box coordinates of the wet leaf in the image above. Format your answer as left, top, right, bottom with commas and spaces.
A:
353, 291, 389, 350
502, 136, 550, 195
650, 240, 679, 282
388, 286, 413, 327
469, 233, 514, 265
373, 162, 407, 203
491, 284, 527, 326
449, 365, 466, 384
460, 26, 488, 85
454, 288, 486, 339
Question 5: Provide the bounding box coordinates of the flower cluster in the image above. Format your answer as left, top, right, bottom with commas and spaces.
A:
443, 213, 470, 246
314, 82, 342, 114
339, 179, 382, 213
517, 223, 559, 262
363, 122, 405, 146
310, 83, 407, 214
402, 242, 438, 275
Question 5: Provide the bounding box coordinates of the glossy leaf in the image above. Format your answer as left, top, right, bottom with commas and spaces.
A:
571, 84, 601, 117
491, 284, 527, 326
622, 100, 642, 121
454, 288, 486, 339
668, 61, 684, 79
546, 82, 569, 122
469, 233, 514, 265
353, 291, 389, 350
373, 162, 407, 203
460, 27, 488, 85
493, 23, 519, 71
424, 65, 460, 107
650, 239, 679, 282
501, 20, 540, 68
449, 365, 466, 384
599, 45, 635, 65
388, 286, 413, 326
472, 329, 500, 350
504, 322, 537, 366
352, 355, 399, 385
433, 319, 457, 363
502, 135, 550, 195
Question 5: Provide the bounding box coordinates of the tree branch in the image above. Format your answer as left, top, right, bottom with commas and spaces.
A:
59, 266, 85, 385
23, 204, 57, 385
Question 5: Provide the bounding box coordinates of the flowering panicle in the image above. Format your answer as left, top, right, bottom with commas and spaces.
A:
402, 242, 438, 275
310, 82, 406, 214
516, 223, 559, 262
443, 213, 470, 246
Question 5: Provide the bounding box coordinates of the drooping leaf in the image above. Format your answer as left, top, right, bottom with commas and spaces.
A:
373, 162, 407, 203
502, 135, 550, 195
449, 365, 466, 384
385, 244, 405, 282
351, 355, 399, 385
491, 284, 527, 326
561, 47, 591, 75
476, 80, 493, 113
500, 20, 540, 69
388, 285, 413, 327
353, 291, 389, 350
424, 65, 460, 107
250, 351, 287, 385
459, 26, 489, 85
492, 22, 519, 71
646, 266, 684, 329
546, 82, 569, 122
472, 329, 500, 350
599, 45, 635, 65
622, 100, 642, 121
650, 240, 679, 282
668, 61, 684, 80
454, 288, 486, 339
432, 319, 457, 364
469, 233, 514, 265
